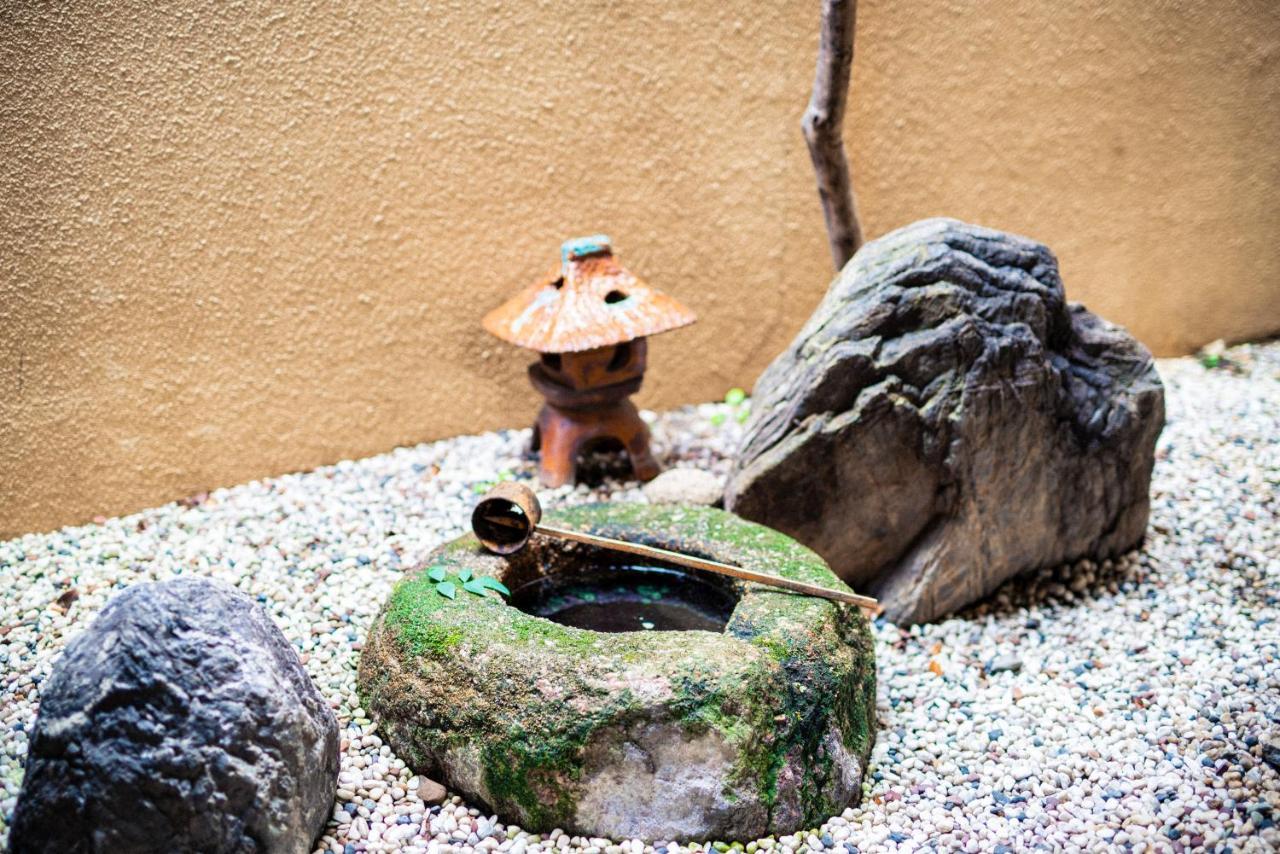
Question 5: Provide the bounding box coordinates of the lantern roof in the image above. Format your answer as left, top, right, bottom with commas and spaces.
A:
482, 235, 696, 353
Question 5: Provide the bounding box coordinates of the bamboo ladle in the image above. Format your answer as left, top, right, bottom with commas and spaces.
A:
471, 482, 879, 615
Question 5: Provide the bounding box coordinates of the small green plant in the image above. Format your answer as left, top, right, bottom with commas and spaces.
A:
1198, 339, 1227, 370
472, 469, 517, 495
425, 564, 510, 600
711, 387, 751, 427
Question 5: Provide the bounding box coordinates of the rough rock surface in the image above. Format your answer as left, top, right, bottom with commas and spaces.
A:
358, 503, 876, 842
725, 218, 1165, 624
642, 467, 724, 506
10, 577, 340, 853
1262, 730, 1280, 773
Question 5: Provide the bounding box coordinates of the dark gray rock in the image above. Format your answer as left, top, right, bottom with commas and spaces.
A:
725, 218, 1164, 624
10, 577, 339, 853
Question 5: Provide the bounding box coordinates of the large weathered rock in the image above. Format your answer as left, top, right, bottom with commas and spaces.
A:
359, 503, 876, 842
10, 577, 340, 853
725, 218, 1164, 624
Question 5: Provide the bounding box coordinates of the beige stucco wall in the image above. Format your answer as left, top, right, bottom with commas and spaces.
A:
2, 0, 1278, 537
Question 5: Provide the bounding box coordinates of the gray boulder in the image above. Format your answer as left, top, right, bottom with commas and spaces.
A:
10, 577, 339, 853
725, 218, 1164, 624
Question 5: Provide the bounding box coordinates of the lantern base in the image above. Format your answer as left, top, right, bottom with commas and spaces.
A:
531, 400, 660, 488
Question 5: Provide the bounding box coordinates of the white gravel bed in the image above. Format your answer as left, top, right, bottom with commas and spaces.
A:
2, 342, 1278, 853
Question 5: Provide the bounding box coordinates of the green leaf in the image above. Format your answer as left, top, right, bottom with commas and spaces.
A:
471, 480, 495, 495
427, 566, 447, 583
436, 581, 457, 599
478, 576, 511, 596
725, 387, 747, 406
1200, 353, 1222, 369
709, 412, 727, 427
457, 568, 473, 583
462, 579, 489, 597
735, 407, 750, 423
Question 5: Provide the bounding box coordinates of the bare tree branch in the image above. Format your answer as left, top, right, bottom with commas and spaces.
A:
802, 0, 863, 270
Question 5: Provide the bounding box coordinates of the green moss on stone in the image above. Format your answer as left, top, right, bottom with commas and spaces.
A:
507, 617, 601, 656
750, 635, 792, 663
481, 725, 586, 828
382, 574, 465, 656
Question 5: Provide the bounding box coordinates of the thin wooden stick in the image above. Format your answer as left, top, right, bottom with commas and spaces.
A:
802, 0, 864, 270
536, 523, 879, 614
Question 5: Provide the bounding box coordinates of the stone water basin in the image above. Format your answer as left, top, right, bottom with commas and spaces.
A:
357, 503, 876, 842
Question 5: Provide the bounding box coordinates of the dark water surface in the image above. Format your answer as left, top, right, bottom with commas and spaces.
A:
510, 565, 737, 633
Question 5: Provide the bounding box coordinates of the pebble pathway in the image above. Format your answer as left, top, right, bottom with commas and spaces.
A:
1, 342, 1277, 853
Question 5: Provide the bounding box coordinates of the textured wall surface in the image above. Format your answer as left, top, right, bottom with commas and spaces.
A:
2, 0, 1278, 536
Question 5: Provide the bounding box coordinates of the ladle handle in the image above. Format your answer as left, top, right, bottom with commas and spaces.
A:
535, 523, 880, 613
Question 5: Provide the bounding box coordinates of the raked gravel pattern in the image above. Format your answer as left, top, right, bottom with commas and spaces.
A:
2, 342, 1278, 853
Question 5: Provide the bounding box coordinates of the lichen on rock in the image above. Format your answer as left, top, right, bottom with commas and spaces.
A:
357, 503, 876, 842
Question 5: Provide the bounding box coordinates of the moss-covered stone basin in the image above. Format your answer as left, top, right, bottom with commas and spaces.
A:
357, 503, 876, 842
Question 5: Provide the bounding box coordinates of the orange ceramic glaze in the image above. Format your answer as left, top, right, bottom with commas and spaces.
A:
482, 236, 696, 354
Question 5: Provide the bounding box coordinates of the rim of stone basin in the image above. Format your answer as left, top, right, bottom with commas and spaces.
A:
358, 502, 878, 842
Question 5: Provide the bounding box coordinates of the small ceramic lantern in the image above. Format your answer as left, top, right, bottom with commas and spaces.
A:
482, 235, 696, 487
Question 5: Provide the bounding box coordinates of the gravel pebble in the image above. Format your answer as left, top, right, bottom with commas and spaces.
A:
641, 467, 724, 507
2, 342, 1278, 852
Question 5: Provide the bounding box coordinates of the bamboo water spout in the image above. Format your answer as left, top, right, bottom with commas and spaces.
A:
472, 482, 880, 615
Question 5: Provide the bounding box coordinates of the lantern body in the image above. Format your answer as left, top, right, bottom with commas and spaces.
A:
535, 339, 647, 392
482, 236, 694, 486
